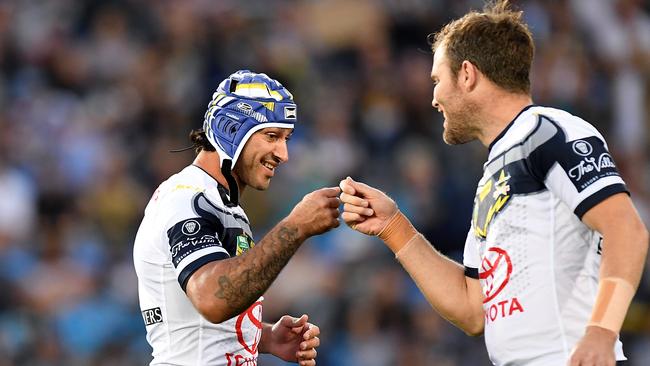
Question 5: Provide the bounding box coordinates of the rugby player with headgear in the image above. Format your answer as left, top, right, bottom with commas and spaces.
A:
133, 70, 340, 366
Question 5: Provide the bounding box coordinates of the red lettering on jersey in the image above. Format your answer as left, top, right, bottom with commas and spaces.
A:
509, 297, 523, 315
226, 353, 257, 366
485, 297, 525, 323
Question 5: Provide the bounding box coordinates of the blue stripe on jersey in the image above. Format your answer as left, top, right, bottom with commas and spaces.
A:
464, 266, 479, 279
167, 217, 225, 268
193, 191, 249, 225
574, 184, 628, 219
529, 116, 623, 193
178, 251, 230, 291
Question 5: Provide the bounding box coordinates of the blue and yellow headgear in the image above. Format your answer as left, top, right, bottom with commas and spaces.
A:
202, 70, 297, 204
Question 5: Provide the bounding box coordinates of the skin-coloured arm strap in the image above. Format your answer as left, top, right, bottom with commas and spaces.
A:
588, 277, 636, 334
377, 210, 418, 253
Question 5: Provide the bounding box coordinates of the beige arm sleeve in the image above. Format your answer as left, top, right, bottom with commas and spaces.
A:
377, 211, 417, 253
588, 277, 636, 334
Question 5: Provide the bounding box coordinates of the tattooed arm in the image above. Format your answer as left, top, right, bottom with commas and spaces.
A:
186, 187, 340, 324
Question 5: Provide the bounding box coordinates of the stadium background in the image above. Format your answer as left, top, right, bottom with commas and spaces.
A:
0, 0, 648, 365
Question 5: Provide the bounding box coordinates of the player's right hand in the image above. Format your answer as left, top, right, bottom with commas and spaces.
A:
339, 177, 398, 236
287, 187, 341, 238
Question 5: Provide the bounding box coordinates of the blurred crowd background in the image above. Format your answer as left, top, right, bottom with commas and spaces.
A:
0, 0, 649, 365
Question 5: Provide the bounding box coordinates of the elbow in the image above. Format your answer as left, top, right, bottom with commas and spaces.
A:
194, 300, 231, 324
449, 313, 484, 336
463, 321, 485, 337
633, 218, 649, 254
187, 284, 232, 324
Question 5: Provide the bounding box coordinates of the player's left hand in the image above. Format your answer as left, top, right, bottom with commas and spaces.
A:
567, 326, 617, 366
263, 314, 320, 365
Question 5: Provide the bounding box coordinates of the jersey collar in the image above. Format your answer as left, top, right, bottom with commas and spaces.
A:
190, 164, 238, 207
488, 104, 537, 153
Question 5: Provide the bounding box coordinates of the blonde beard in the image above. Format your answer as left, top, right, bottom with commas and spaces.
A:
442, 100, 481, 145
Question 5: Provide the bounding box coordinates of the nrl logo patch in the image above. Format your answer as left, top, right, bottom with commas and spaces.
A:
236, 235, 255, 256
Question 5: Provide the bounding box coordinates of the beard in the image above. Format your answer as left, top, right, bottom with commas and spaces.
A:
442, 98, 481, 145
232, 159, 271, 192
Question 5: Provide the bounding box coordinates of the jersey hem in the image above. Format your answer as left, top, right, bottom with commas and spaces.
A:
179, 251, 230, 291
574, 184, 629, 219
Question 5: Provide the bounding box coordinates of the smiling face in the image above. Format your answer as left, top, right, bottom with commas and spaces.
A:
232, 127, 292, 191
431, 45, 480, 145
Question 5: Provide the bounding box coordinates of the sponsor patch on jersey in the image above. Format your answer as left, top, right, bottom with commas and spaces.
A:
572, 140, 593, 156
235, 234, 255, 256
181, 219, 201, 236
167, 217, 222, 267
561, 137, 619, 192
142, 307, 163, 326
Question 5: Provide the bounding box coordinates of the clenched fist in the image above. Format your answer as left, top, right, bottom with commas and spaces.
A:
339, 177, 397, 236
286, 187, 341, 239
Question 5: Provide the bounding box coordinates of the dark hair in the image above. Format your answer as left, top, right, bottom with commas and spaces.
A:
189, 129, 215, 154
430, 0, 534, 94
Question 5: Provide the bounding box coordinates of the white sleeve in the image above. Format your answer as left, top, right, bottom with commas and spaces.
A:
525, 116, 628, 219
463, 224, 481, 279
158, 190, 230, 291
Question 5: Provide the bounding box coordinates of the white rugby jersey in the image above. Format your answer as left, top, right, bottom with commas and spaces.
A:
463, 105, 628, 365
134, 165, 262, 366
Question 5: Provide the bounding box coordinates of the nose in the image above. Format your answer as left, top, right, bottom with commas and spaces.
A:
274, 140, 289, 163
432, 89, 439, 109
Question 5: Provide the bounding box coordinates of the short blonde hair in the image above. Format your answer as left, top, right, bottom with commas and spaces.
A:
430, 0, 534, 94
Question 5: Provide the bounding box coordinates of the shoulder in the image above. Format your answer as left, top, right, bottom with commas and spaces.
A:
492, 106, 606, 158
150, 166, 215, 225
533, 107, 604, 142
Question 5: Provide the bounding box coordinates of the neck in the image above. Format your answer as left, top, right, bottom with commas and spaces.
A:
193, 151, 244, 195
477, 92, 533, 147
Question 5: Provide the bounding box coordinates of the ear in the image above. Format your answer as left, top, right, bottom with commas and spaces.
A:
459, 60, 479, 92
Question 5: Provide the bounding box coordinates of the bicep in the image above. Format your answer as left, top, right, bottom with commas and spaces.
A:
581, 193, 641, 234
166, 217, 230, 292
581, 192, 648, 285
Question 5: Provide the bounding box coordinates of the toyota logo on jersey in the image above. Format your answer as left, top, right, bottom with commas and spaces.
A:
226, 300, 263, 366
479, 247, 524, 323
479, 247, 512, 303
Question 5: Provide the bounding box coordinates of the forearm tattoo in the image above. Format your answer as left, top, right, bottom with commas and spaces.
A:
214, 225, 300, 315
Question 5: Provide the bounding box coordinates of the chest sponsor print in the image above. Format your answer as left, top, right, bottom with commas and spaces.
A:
225, 300, 263, 366
478, 247, 525, 323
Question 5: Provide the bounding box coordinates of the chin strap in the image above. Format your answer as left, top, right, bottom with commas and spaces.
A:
221, 159, 239, 206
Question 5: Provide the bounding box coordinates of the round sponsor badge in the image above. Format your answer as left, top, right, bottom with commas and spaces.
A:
182, 219, 201, 236
572, 140, 593, 156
